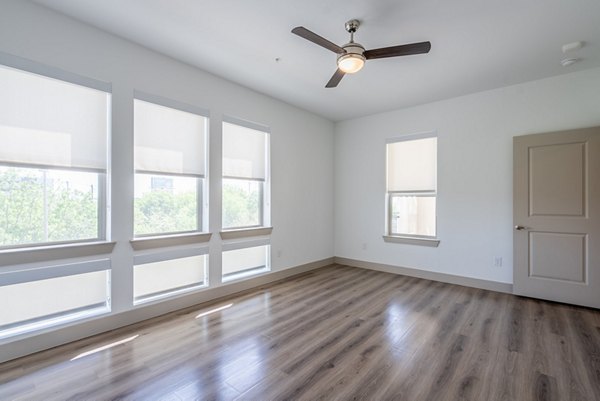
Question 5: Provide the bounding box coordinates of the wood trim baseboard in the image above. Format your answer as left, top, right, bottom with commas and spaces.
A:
334, 257, 513, 294
0, 257, 333, 363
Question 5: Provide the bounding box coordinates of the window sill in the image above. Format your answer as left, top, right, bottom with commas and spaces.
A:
130, 232, 212, 251
222, 266, 271, 283
382, 235, 440, 247
0, 241, 116, 267
220, 227, 273, 240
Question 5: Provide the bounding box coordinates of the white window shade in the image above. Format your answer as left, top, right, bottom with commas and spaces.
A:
134, 254, 206, 302
222, 245, 269, 276
223, 122, 267, 181
0, 270, 109, 329
0, 65, 109, 171
134, 99, 207, 176
387, 137, 437, 191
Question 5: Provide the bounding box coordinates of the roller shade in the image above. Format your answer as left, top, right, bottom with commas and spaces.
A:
222, 122, 267, 181
0, 65, 109, 171
134, 99, 207, 176
387, 136, 437, 191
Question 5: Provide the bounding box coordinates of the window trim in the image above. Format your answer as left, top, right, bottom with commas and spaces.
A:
0, 258, 111, 286
382, 235, 440, 247
219, 227, 273, 240
385, 132, 438, 243
134, 90, 209, 118
0, 241, 116, 267
0, 51, 112, 93
129, 232, 212, 251
132, 246, 209, 265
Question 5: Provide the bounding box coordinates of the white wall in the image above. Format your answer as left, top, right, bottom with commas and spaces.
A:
0, 0, 333, 360
335, 67, 600, 284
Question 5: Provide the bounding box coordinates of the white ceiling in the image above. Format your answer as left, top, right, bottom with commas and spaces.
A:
33, 0, 600, 121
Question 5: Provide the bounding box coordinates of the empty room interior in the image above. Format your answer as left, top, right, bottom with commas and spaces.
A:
1, 0, 600, 400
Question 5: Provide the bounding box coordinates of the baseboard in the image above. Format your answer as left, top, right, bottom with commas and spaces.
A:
0, 257, 333, 364
335, 257, 513, 294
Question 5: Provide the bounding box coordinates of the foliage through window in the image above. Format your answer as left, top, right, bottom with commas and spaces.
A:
222, 178, 261, 228
134, 174, 200, 236
0, 167, 100, 247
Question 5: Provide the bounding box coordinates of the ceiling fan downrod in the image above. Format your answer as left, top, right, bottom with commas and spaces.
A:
345, 19, 360, 43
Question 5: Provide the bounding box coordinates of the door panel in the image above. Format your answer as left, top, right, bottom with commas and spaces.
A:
514, 126, 599, 308
529, 142, 585, 216
529, 232, 586, 283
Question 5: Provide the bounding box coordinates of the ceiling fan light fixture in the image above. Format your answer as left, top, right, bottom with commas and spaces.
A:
337, 53, 365, 73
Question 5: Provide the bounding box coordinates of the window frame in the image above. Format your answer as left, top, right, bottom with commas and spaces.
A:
0, 53, 111, 250
133, 171, 204, 238
221, 176, 265, 230
132, 91, 209, 239
387, 191, 437, 239
221, 240, 271, 283
0, 258, 112, 340
132, 246, 209, 305
385, 133, 438, 242
221, 116, 271, 233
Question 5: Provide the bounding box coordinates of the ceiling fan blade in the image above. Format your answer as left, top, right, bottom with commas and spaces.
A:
292, 26, 346, 54
364, 41, 431, 60
325, 69, 345, 88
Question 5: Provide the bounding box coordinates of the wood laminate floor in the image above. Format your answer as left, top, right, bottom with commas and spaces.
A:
1, 264, 600, 401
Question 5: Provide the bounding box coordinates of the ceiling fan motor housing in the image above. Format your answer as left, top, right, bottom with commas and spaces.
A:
337, 43, 366, 70
337, 42, 366, 74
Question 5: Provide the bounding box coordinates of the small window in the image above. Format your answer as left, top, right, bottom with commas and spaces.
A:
0, 63, 109, 248
133, 95, 208, 237
386, 135, 437, 237
222, 120, 269, 230
133, 252, 208, 304
222, 245, 270, 282
0, 268, 110, 339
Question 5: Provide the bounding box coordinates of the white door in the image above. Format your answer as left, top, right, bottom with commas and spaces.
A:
513, 126, 600, 308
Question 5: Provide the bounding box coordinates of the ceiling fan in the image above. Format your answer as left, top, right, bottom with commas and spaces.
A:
291, 19, 431, 88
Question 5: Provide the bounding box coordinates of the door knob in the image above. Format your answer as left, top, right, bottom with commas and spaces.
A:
515, 225, 529, 230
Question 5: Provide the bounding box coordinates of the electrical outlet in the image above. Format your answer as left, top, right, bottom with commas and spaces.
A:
493, 256, 503, 267
361, 243, 368, 250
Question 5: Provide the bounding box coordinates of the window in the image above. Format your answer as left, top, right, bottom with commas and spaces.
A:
133, 250, 208, 304
222, 120, 269, 230
222, 244, 270, 282
133, 94, 208, 237
386, 135, 437, 238
0, 63, 109, 248
0, 262, 111, 339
